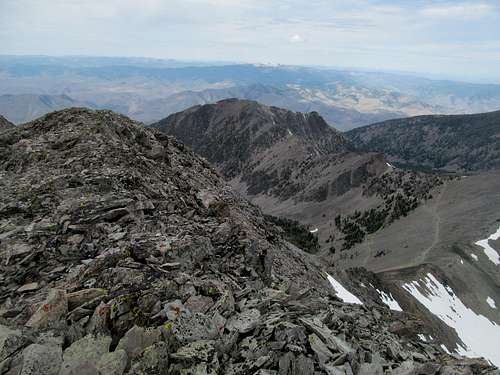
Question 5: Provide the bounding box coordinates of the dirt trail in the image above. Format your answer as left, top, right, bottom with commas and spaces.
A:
374, 181, 449, 274
416, 182, 448, 264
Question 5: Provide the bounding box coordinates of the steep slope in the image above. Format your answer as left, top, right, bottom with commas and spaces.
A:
338, 171, 500, 366
1, 108, 489, 374
0, 115, 14, 131
347, 110, 500, 172
153, 100, 442, 252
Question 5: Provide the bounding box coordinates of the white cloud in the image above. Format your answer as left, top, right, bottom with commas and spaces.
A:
421, 2, 495, 19
290, 34, 305, 43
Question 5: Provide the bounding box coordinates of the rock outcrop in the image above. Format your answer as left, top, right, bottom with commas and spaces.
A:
0, 108, 496, 374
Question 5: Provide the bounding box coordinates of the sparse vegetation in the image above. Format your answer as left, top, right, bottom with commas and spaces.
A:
266, 215, 320, 254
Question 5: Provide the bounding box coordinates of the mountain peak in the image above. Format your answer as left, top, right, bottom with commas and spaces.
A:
152, 100, 351, 179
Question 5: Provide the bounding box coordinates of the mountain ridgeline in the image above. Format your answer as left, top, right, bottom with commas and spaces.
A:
347, 110, 500, 172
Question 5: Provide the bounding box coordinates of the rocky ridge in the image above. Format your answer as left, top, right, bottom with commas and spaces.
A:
0, 108, 496, 374
0, 115, 14, 132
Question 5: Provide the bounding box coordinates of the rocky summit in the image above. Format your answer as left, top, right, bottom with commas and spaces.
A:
0, 108, 497, 375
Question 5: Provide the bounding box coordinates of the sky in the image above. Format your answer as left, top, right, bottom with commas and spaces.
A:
1, 0, 500, 82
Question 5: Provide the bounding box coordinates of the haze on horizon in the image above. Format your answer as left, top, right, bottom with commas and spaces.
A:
1, 0, 500, 83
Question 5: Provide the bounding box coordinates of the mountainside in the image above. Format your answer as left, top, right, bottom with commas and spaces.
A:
153, 100, 500, 366
2, 108, 491, 374
153, 98, 352, 180
0, 115, 14, 131
153, 100, 441, 252
347, 111, 500, 172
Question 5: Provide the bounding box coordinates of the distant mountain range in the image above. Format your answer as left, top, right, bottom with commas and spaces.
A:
1, 56, 500, 129
347, 110, 500, 172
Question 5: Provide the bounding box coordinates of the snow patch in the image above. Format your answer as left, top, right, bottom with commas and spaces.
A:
471, 254, 478, 261
403, 273, 500, 366
441, 344, 451, 354
310, 228, 318, 233
287, 129, 293, 136
487, 297, 497, 309
460, 259, 464, 264
377, 289, 403, 311
386, 162, 395, 168
475, 225, 500, 265
327, 274, 363, 305
418, 334, 427, 342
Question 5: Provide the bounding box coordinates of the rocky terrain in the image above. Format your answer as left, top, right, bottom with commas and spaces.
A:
152, 100, 500, 367
347, 111, 500, 172
153, 99, 444, 252
0, 108, 496, 374
0, 116, 14, 132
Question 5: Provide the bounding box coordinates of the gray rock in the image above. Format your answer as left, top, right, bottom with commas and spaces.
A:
226, 309, 260, 334
129, 342, 169, 375
20, 343, 62, 375
357, 363, 383, 375
171, 313, 220, 344
0, 325, 27, 362
308, 334, 334, 364
67, 288, 107, 311
116, 325, 161, 361
17, 283, 40, 293
171, 340, 215, 362
60, 335, 111, 375
96, 349, 127, 375
185, 295, 214, 314
25, 289, 68, 329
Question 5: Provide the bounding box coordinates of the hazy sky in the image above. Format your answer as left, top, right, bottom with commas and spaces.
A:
1, 0, 500, 81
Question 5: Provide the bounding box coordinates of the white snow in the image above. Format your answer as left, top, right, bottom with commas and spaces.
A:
471, 254, 478, 261
441, 344, 451, 354
403, 273, 500, 366
386, 162, 395, 168
418, 334, 428, 342
287, 129, 293, 136
327, 274, 363, 305
460, 259, 464, 264
487, 297, 497, 309
360, 282, 366, 288
475, 225, 500, 265
310, 228, 318, 233
377, 289, 403, 311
